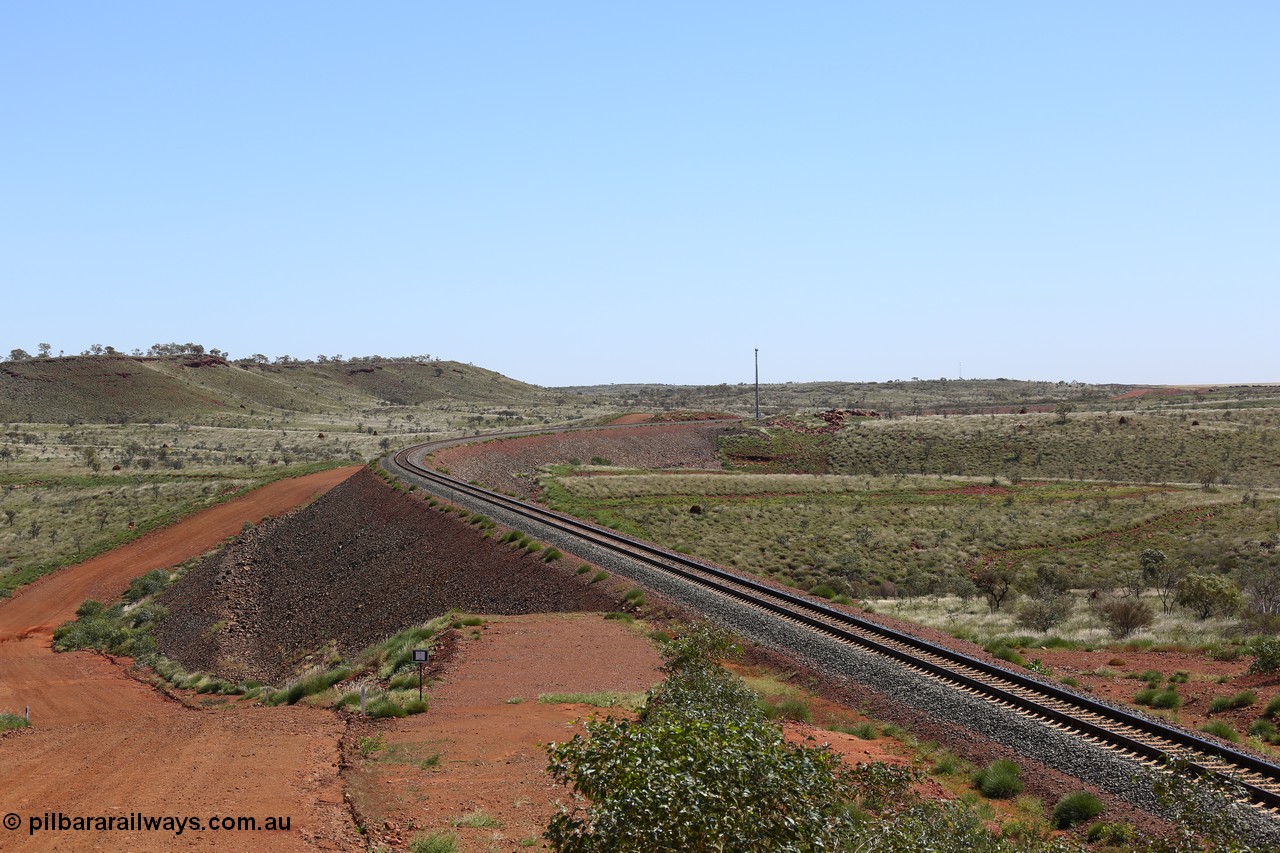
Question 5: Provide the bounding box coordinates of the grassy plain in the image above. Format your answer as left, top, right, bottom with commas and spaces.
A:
0, 355, 636, 594
543, 470, 1264, 596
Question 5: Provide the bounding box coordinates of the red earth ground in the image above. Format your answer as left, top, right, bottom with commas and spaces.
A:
0, 467, 362, 851
342, 613, 919, 853
0, 453, 922, 853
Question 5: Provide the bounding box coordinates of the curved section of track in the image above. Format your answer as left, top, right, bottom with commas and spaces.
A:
386, 434, 1280, 813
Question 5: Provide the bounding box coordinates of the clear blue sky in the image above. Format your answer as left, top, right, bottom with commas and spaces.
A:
3, 2, 1276, 387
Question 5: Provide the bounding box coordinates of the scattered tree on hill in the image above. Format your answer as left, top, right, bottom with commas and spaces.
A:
972, 564, 1015, 612
7, 349, 31, 361
1150, 561, 1187, 616
1054, 402, 1075, 424
1177, 573, 1242, 620
1195, 466, 1221, 490
37, 342, 52, 358
147, 342, 207, 357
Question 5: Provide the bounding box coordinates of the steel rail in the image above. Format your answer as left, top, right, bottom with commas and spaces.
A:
386, 434, 1280, 811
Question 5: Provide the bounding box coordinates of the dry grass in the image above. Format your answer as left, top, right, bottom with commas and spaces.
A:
871, 593, 1240, 650
544, 469, 1260, 595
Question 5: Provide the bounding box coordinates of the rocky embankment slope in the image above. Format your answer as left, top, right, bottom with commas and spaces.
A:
155, 467, 617, 682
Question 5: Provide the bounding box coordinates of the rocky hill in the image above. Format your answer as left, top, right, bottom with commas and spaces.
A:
154, 468, 618, 682
0, 355, 543, 424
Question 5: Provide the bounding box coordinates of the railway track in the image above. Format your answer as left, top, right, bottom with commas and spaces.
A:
386, 433, 1280, 815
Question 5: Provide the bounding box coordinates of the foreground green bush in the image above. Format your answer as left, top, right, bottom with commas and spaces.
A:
1052, 792, 1104, 828
973, 760, 1023, 799
545, 626, 858, 851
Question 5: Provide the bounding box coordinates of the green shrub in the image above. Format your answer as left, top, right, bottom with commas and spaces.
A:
544, 624, 861, 852
450, 810, 501, 828
543, 547, 563, 562
1248, 719, 1277, 740
1128, 669, 1163, 686
76, 599, 105, 619
403, 698, 429, 715
367, 697, 408, 718
389, 672, 418, 690
759, 697, 812, 723
590, 571, 608, 583
123, 568, 171, 603
809, 584, 837, 600
1265, 695, 1280, 718
973, 760, 1022, 799
1053, 791, 1104, 828
284, 666, 351, 705
1200, 720, 1239, 742
983, 641, 1026, 668
1208, 691, 1256, 714
842, 722, 878, 740
1015, 595, 1074, 633
603, 612, 634, 623
575, 564, 591, 575
624, 588, 646, 603
1135, 687, 1182, 710
0, 712, 30, 731
1086, 821, 1134, 844
357, 734, 386, 757
1097, 598, 1154, 639
408, 831, 459, 853
1249, 637, 1280, 675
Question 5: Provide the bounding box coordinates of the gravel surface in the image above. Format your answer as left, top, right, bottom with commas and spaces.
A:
388, 450, 1280, 846
156, 468, 618, 683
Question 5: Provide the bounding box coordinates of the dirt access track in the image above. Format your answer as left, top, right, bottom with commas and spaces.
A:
0, 466, 362, 852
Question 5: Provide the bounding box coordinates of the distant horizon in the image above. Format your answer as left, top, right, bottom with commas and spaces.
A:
4, 346, 1274, 391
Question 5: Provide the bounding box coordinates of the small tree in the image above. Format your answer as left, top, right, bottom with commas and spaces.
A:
1097, 598, 1155, 639
1054, 402, 1075, 424
1177, 573, 1242, 620
1014, 566, 1074, 631
1140, 551, 1187, 616
8, 348, 31, 361
1016, 596, 1074, 633
1237, 554, 1280, 619
1124, 548, 1165, 599
971, 564, 1015, 612
37, 342, 52, 358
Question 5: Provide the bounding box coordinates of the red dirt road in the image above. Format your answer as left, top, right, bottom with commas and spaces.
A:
0, 467, 362, 851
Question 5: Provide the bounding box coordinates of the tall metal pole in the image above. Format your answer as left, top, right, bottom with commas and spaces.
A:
754, 348, 760, 420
